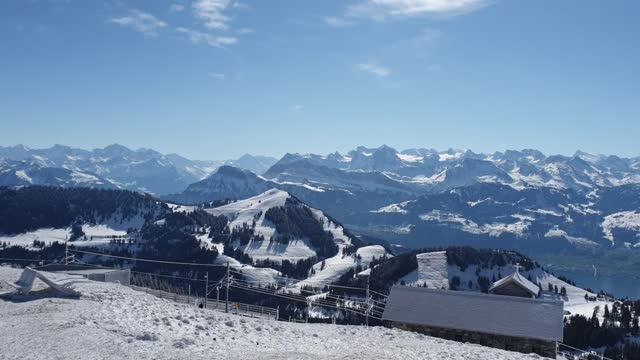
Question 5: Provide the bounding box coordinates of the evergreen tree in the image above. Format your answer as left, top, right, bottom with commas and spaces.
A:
621, 305, 632, 331
612, 304, 619, 320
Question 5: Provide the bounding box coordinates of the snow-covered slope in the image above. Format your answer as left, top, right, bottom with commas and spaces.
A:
0, 266, 542, 360
202, 189, 392, 286
205, 189, 320, 262
297, 245, 389, 289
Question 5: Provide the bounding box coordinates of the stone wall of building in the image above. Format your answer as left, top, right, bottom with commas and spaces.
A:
390, 321, 556, 358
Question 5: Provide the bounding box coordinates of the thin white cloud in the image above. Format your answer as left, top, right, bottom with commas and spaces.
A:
357, 62, 391, 77
108, 9, 167, 36
208, 72, 226, 79
291, 105, 304, 112
176, 27, 238, 47
346, 0, 491, 21
232, 1, 250, 10
169, 4, 185, 13
237, 28, 255, 35
324, 16, 356, 28
192, 0, 234, 30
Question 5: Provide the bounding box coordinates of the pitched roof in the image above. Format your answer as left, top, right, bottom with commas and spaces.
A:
489, 270, 540, 297
382, 286, 564, 342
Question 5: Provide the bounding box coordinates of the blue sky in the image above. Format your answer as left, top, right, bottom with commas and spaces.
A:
1, 0, 638, 160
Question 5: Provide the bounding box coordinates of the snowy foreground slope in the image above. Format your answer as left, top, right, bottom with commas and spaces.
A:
0, 267, 544, 360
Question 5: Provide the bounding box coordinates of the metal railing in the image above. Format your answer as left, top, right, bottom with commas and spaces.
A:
206, 298, 278, 320
130, 285, 199, 306
130, 285, 278, 320
557, 342, 612, 360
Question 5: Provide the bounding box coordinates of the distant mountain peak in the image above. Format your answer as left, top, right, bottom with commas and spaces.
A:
0, 144, 275, 195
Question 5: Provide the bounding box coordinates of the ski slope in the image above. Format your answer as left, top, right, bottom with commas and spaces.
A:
296, 245, 389, 289
205, 189, 319, 262
0, 267, 544, 360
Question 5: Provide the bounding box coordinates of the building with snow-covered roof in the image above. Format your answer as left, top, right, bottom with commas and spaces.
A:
489, 266, 540, 298
382, 285, 563, 358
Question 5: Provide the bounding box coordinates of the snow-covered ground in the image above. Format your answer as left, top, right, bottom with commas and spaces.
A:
0, 221, 140, 250
0, 267, 544, 360
81, 224, 128, 238
0, 228, 70, 249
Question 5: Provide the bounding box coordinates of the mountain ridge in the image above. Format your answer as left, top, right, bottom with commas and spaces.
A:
0, 144, 278, 195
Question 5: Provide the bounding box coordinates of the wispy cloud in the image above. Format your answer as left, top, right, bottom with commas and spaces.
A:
208, 72, 225, 79
291, 104, 304, 112
237, 28, 255, 35
169, 4, 185, 13
232, 1, 250, 10
108, 9, 167, 37
343, 0, 492, 22
192, 0, 235, 30
324, 16, 356, 28
176, 27, 238, 47
357, 62, 391, 77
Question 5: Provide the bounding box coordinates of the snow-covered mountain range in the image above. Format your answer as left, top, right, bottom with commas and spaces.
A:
0, 144, 277, 195
264, 145, 640, 194
3, 144, 640, 274
166, 146, 640, 272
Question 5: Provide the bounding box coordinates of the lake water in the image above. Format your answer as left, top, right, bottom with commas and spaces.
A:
554, 269, 640, 299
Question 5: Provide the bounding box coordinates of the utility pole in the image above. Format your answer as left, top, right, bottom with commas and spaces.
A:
204, 272, 208, 309
225, 261, 230, 313
365, 275, 370, 326
216, 285, 220, 310
65, 237, 69, 265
